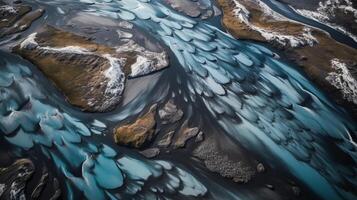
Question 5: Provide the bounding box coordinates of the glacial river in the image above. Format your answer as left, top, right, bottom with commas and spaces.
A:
0, 0, 356, 200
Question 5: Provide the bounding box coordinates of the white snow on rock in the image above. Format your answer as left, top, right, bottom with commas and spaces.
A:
130, 55, 154, 77
42, 46, 92, 54
295, 0, 357, 42
20, 33, 92, 54
103, 54, 126, 99
232, 0, 318, 48
20, 33, 39, 49
116, 40, 169, 78
326, 59, 357, 104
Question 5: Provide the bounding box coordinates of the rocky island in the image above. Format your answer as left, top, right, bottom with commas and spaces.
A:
0, 0, 356, 200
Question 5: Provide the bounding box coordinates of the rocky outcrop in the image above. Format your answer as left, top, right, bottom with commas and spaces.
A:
13, 26, 125, 112
13, 26, 169, 112
173, 121, 200, 149
0, 1, 44, 38
164, 0, 219, 19
139, 148, 160, 158
158, 100, 183, 124
114, 104, 157, 148
118, 40, 169, 78
157, 131, 175, 148
218, 0, 357, 117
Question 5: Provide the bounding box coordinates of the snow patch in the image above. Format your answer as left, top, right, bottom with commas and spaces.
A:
20, 33, 38, 49
117, 40, 169, 78
103, 54, 126, 99
41, 46, 91, 54
130, 55, 155, 77
326, 59, 357, 104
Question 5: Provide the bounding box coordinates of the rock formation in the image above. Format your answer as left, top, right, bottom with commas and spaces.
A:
14, 26, 169, 112
114, 104, 157, 148
158, 100, 184, 124
0, 1, 44, 38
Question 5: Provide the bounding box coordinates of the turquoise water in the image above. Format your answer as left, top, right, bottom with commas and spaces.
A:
1, 0, 356, 199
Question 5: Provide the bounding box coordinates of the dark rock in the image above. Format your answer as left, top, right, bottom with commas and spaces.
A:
159, 100, 183, 124
256, 163, 265, 173
140, 148, 160, 158
157, 131, 175, 148
195, 131, 204, 143
173, 121, 200, 149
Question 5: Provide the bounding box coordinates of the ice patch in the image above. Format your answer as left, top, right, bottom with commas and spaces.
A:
326, 59, 357, 104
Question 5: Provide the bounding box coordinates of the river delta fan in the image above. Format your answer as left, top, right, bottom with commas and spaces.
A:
0, 0, 356, 200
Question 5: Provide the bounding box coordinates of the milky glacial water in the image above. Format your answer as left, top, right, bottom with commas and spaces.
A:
0, 0, 356, 200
